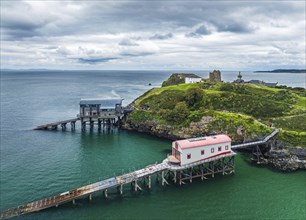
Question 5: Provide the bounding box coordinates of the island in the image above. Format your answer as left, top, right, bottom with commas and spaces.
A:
254, 69, 306, 73
123, 73, 306, 171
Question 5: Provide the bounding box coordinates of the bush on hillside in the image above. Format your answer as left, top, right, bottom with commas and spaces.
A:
185, 88, 204, 107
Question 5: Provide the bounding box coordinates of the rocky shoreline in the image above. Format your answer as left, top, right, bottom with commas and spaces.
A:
122, 118, 306, 172
265, 148, 306, 172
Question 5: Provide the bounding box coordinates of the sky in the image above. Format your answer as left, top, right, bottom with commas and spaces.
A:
1, 0, 305, 70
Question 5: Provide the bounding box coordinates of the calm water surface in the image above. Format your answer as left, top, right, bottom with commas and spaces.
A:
0, 70, 305, 219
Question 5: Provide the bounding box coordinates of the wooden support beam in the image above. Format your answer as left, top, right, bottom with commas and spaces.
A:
222, 158, 225, 175
81, 120, 86, 130
211, 162, 215, 178
173, 171, 177, 183
161, 171, 165, 186
201, 165, 204, 180
103, 189, 108, 199
71, 121, 75, 130
118, 184, 123, 195
148, 175, 151, 189
98, 119, 101, 130
133, 180, 142, 191
61, 123, 66, 131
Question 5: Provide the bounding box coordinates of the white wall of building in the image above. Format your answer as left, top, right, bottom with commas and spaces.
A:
178, 142, 231, 165
185, 77, 202, 84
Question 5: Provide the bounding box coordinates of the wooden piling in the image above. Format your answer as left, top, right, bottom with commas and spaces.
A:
103, 190, 108, 198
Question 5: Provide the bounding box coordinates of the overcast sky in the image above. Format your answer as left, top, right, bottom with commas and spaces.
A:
1, 0, 305, 70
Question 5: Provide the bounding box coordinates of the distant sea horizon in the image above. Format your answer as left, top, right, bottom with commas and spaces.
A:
1, 69, 305, 89
1, 68, 306, 72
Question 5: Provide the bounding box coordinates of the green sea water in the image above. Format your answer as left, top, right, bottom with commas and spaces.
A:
0, 70, 305, 219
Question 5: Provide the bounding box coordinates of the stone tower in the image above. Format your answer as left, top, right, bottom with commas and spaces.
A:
209, 70, 221, 82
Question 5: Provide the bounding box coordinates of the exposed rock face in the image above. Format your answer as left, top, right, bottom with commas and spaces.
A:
236, 125, 245, 135
123, 115, 258, 142
209, 70, 221, 82
265, 148, 306, 171
122, 119, 180, 140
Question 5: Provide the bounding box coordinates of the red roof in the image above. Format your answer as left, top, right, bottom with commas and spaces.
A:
176, 134, 231, 149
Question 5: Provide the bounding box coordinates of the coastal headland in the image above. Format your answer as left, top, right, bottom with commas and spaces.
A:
123, 73, 306, 171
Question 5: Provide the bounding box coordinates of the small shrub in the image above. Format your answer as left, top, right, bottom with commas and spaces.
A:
185, 88, 204, 107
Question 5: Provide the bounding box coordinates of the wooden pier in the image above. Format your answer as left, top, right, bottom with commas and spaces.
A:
33, 117, 121, 131
34, 98, 128, 131
34, 118, 80, 130
0, 153, 235, 220
0, 130, 279, 219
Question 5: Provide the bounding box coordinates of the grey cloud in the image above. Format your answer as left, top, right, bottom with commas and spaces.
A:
120, 51, 155, 57
1, 1, 304, 40
1, 1, 53, 40
77, 57, 118, 64
212, 21, 255, 33
150, 33, 173, 40
119, 39, 139, 46
1, 15, 46, 40
186, 25, 211, 38
44, 46, 58, 50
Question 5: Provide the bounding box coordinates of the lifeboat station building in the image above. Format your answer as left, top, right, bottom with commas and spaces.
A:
169, 134, 232, 166
79, 98, 124, 128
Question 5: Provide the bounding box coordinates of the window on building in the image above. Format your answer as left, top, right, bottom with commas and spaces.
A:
218, 146, 222, 152
211, 148, 214, 153
201, 150, 205, 155
175, 142, 178, 149
225, 145, 229, 150
187, 154, 191, 159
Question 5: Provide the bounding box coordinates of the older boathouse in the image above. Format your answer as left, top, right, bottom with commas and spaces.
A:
79, 98, 124, 129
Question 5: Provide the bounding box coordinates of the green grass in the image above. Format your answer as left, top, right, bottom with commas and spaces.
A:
270, 114, 306, 132
135, 83, 199, 107
279, 130, 306, 147
296, 96, 306, 108
128, 81, 306, 146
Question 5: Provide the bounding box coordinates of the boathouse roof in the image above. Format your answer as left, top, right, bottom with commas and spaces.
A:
175, 134, 231, 149
80, 98, 123, 109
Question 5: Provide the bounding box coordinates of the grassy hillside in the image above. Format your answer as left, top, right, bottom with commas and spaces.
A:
125, 81, 306, 146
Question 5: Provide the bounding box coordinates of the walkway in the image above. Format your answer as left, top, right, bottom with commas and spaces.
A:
34, 118, 80, 130
231, 129, 279, 150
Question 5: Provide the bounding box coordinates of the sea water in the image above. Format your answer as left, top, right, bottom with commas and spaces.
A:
0, 70, 305, 219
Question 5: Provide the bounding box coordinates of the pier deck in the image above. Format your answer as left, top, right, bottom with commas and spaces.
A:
0, 153, 236, 220
34, 118, 80, 130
